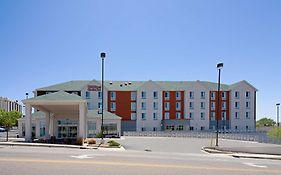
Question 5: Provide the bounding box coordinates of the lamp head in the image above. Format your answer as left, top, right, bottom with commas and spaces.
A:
100, 52, 106, 59
217, 63, 224, 70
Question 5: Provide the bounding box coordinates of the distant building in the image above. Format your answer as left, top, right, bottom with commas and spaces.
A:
19, 80, 257, 142
0, 97, 22, 113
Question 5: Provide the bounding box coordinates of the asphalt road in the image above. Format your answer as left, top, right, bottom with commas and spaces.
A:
0, 137, 281, 175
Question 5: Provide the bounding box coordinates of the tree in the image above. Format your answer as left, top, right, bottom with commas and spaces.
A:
0, 110, 21, 141
256, 117, 276, 128
268, 128, 281, 141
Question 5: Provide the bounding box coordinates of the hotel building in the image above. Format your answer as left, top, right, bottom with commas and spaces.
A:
0, 97, 22, 113
19, 80, 257, 141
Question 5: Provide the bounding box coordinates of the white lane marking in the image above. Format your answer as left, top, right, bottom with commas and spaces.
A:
71, 155, 93, 159
243, 162, 267, 168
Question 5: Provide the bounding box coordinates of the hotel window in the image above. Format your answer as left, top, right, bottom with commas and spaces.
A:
222, 92, 226, 100
189, 91, 194, 99
164, 102, 170, 110
153, 113, 158, 120
235, 112, 239, 119
141, 127, 146, 131
189, 102, 194, 109
131, 102, 136, 111
85, 91, 91, 99
211, 102, 216, 110
246, 91, 250, 99
141, 102, 146, 110
189, 112, 194, 120
98, 102, 102, 109
141, 113, 146, 120
200, 112, 205, 120
190, 126, 194, 131
153, 102, 158, 110
153, 127, 157, 131
235, 102, 239, 109
131, 113, 137, 120
131, 92, 137, 100
200, 91, 205, 99
235, 126, 238, 130
235, 91, 239, 99
246, 112, 250, 119
110, 92, 116, 100
176, 91, 181, 100
211, 112, 215, 120
246, 101, 250, 109
164, 112, 170, 119
153, 91, 158, 99
110, 102, 116, 111
164, 92, 170, 100
211, 92, 216, 100
176, 102, 181, 111
200, 102, 205, 109
222, 102, 226, 110
246, 125, 249, 130
98, 91, 102, 99
201, 126, 205, 131
87, 102, 93, 110
176, 112, 181, 119
222, 112, 226, 120
141, 91, 146, 99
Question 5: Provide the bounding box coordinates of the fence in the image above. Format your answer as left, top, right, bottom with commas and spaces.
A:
123, 131, 281, 145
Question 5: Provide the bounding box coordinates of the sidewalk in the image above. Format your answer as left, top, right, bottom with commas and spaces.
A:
202, 146, 281, 160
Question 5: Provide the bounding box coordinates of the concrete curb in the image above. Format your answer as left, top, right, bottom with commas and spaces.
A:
202, 146, 281, 160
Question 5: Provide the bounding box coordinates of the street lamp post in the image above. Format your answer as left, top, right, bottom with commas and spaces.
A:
100, 52, 106, 142
216, 63, 223, 147
277, 103, 280, 127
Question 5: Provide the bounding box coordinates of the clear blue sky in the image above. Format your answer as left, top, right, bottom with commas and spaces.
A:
1, 0, 281, 121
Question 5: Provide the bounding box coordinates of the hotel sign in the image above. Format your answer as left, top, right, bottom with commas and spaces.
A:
87, 85, 101, 91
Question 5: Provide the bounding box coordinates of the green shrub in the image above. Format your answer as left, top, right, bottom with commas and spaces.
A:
95, 132, 103, 138
107, 140, 120, 147
268, 128, 281, 140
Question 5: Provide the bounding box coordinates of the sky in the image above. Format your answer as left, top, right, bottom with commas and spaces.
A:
0, 0, 281, 121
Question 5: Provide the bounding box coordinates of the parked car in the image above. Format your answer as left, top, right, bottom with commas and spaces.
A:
0, 127, 6, 132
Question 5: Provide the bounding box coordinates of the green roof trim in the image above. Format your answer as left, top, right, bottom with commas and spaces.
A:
87, 110, 121, 120
23, 91, 84, 102
34, 80, 256, 92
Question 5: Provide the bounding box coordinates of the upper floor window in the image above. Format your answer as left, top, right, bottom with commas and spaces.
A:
131, 102, 136, 111
141, 102, 146, 110
246, 112, 250, 119
235, 91, 239, 99
211, 92, 216, 100
235, 102, 239, 109
176, 102, 181, 111
110, 92, 116, 100
200, 102, 205, 109
164, 112, 170, 120
246, 91, 250, 98
200, 91, 205, 99
153, 102, 158, 110
164, 102, 170, 110
164, 92, 170, 100
110, 102, 116, 111
246, 101, 250, 109
87, 102, 93, 110
85, 91, 91, 99
200, 112, 205, 120
189, 112, 194, 120
98, 102, 102, 109
189, 102, 194, 109
221, 92, 226, 100
98, 91, 102, 99
211, 102, 216, 110
153, 113, 158, 120
141, 113, 146, 120
141, 91, 146, 99
235, 112, 239, 119
176, 91, 181, 100
222, 102, 226, 110
153, 91, 158, 99
131, 92, 137, 100
222, 112, 226, 120
189, 91, 194, 99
